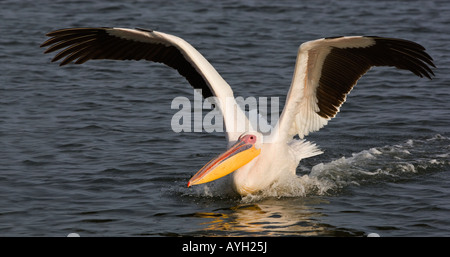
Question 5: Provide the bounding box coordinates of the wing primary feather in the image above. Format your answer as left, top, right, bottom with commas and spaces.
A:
276, 35, 435, 141
41, 27, 221, 103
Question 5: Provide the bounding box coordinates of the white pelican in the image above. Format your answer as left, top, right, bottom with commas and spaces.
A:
41, 28, 435, 196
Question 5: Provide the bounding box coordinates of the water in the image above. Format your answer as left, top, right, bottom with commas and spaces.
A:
1, 0, 449, 237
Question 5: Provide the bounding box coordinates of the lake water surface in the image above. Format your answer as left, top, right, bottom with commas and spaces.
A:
1, 0, 449, 236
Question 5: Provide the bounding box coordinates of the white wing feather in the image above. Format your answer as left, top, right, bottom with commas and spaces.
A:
273, 36, 375, 142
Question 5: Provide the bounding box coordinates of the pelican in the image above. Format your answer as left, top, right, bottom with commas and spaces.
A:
41, 27, 435, 196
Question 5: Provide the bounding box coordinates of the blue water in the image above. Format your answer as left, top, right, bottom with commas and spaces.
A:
1, 0, 449, 236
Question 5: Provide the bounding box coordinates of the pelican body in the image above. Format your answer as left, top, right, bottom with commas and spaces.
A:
41, 27, 435, 196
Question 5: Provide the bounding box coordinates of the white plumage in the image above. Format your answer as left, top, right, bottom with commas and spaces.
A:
41, 28, 435, 196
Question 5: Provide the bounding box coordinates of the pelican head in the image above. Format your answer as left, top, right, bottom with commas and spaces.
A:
187, 132, 262, 187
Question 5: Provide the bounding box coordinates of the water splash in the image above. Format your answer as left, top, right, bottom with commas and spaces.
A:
287, 134, 448, 198
181, 135, 449, 202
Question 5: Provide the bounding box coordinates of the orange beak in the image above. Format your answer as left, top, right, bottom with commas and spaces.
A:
187, 137, 261, 187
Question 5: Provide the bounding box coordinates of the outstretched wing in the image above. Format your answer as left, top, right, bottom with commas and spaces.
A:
41, 27, 248, 142
274, 36, 435, 142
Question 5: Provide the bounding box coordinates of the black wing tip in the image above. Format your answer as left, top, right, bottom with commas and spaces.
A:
41, 27, 113, 65
45, 27, 99, 36
325, 36, 436, 79
41, 27, 108, 47
370, 36, 436, 79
